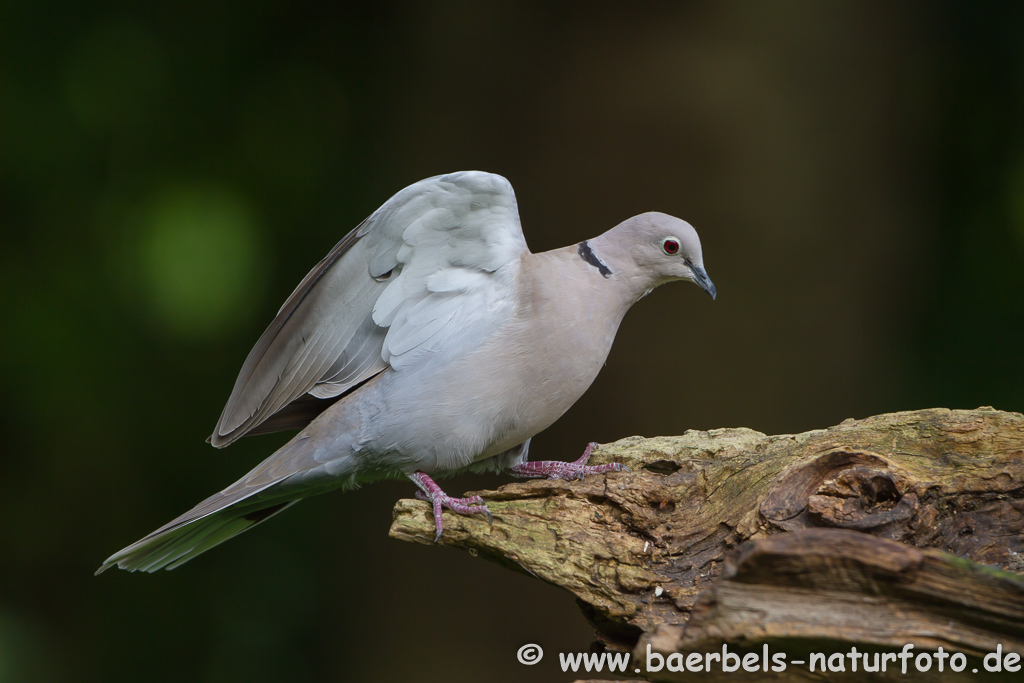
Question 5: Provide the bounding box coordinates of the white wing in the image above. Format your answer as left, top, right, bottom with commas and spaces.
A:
210, 171, 528, 446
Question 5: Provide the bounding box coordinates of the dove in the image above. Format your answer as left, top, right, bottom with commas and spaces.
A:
98, 171, 715, 573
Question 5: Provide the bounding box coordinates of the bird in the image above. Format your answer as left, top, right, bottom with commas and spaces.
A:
97, 171, 715, 573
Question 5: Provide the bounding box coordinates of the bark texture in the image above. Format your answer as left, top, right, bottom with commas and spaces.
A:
389, 408, 1024, 680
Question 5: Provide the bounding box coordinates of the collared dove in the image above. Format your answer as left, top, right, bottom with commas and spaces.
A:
98, 171, 715, 573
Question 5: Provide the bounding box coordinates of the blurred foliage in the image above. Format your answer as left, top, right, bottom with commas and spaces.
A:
136, 184, 264, 339
1, 2, 1022, 682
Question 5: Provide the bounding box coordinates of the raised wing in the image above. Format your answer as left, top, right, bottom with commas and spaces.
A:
210, 171, 528, 447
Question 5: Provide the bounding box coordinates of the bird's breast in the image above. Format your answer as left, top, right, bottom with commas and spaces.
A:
352, 252, 633, 474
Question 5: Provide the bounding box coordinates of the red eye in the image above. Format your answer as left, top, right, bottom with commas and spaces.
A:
662, 238, 680, 255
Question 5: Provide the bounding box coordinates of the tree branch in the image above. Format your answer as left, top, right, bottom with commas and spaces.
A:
390, 408, 1024, 680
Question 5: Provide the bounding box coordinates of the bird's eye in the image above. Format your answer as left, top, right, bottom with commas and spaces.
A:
661, 238, 680, 255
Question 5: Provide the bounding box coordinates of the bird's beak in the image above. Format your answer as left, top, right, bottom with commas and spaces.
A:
691, 265, 716, 300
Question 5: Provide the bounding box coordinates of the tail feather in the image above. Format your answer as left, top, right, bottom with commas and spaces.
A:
96, 494, 298, 574
162, 500, 297, 570
98, 434, 356, 574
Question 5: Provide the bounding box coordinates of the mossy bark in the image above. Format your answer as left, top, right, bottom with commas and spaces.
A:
390, 408, 1024, 681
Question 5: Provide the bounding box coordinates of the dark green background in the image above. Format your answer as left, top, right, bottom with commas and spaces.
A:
3, 2, 1022, 681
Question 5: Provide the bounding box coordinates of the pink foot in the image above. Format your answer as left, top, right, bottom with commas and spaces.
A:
408, 471, 493, 542
507, 442, 629, 481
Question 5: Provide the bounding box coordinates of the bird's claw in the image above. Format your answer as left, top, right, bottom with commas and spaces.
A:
507, 442, 630, 481
409, 474, 492, 542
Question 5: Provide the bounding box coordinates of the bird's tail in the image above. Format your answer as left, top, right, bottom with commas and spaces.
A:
95, 486, 300, 574
97, 438, 355, 574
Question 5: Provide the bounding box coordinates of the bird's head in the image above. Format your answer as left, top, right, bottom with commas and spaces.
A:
594, 212, 716, 300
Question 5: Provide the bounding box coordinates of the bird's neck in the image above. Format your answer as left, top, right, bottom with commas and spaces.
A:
522, 244, 649, 339
584, 231, 660, 304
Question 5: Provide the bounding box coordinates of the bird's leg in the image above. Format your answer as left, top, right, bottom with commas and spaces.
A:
507, 442, 629, 481
407, 471, 493, 542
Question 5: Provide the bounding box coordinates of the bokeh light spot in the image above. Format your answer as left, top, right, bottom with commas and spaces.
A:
140, 185, 265, 339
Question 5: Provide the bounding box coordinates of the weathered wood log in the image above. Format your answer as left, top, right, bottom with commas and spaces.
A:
635, 528, 1024, 681
389, 408, 1024, 680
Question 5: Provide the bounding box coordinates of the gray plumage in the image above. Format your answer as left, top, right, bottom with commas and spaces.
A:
98, 171, 714, 573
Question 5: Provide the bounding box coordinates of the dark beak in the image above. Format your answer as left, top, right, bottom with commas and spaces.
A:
691, 265, 716, 300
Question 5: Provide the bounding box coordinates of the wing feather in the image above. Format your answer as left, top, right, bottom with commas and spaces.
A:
210, 171, 528, 446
